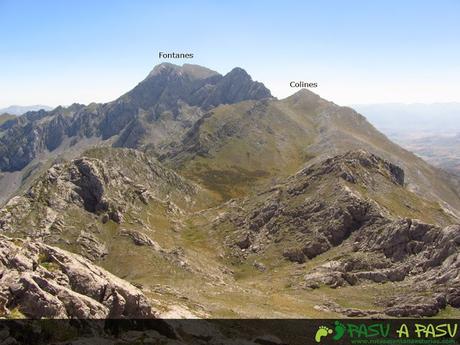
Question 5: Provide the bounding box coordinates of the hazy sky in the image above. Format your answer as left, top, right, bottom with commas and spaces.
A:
1, 0, 459, 108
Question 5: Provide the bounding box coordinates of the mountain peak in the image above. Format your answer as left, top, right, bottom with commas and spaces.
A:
147, 63, 219, 80
283, 88, 331, 110
226, 67, 251, 78
147, 62, 180, 77
197, 66, 272, 107
131, 63, 272, 111
287, 88, 322, 100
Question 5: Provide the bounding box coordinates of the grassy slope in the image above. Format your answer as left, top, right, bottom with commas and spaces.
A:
167, 99, 317, 201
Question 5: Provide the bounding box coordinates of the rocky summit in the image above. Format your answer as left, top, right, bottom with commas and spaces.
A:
0, 64, 460, 319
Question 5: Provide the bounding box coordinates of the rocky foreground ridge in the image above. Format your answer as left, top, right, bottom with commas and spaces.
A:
0, 235, 156, 318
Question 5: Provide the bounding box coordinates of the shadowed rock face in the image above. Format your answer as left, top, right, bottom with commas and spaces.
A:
0, 235, 157, 318
72, 158, 108, 212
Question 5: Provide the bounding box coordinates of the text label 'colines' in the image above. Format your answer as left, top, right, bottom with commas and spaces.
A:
290, 81, 318, 88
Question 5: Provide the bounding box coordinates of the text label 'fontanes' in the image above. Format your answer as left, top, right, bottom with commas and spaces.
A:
159, 52, 194, 59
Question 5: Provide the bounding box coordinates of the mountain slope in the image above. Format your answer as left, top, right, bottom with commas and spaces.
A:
163, 88, 460, 217
2, 64, 459, 217
0, 63, 271, 173
164, 98, 316, 199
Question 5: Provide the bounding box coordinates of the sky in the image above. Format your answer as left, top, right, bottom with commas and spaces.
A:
1, 0, 459, 108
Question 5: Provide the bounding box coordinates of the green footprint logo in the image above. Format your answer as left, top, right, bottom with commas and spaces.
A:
315, 326, 333, 343
333, 321, 346, 341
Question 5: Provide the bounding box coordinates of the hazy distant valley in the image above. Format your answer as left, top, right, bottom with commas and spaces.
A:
354, 103, 460, 176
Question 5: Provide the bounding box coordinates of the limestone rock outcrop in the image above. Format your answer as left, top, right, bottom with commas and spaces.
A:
0, 235, 157, 319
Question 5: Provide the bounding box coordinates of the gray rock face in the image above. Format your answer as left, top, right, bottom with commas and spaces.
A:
303, 219, 460, 317
0, 105, 85, 172
299, 150, 405, 187
383, 295, 447, 317
300, 214, 460, 316
0, 157, 119, 234
0, 235, 157, 318
77, 231, 108, 261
